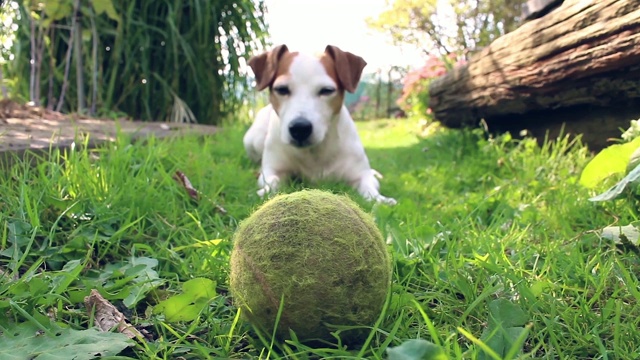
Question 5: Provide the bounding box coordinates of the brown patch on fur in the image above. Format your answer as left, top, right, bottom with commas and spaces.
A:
268, 51, 299, 114
323, 45, 367, 93
248, 45, 292, 91
319, 54, 346, 114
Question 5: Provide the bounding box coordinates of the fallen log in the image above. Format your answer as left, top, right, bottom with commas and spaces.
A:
428, 0, 640, 141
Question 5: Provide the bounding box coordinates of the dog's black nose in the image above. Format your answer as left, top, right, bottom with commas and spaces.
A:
288, 118, 313, 143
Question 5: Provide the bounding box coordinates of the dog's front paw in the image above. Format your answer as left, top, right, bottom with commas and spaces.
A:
256, 186, 271, 198
362, 191, 397, 206
375, 195, 397, 206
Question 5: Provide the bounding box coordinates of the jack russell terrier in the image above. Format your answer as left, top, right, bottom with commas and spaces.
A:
243, 44, 397, 205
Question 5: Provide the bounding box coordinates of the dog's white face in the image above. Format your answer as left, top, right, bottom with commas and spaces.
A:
271, 53, 340, 148
248, 45, 367, 149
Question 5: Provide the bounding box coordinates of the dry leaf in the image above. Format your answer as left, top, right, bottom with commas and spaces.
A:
84, 289, 143, 339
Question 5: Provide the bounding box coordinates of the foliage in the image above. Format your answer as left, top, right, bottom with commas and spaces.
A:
589, 163, 640, 203
3, 117, 640, 358
580, 119, 640, 208
386, 339, 447, 360
0, 320, 132, 360
579, 136, 640, 189
476, 299, 529, 360
153, 278, 217, 322
581, 118, 640, 254
367, 0, 527, 56
622, 118, 640, 142
397, 54, 463, 119
1, 0, 267, 124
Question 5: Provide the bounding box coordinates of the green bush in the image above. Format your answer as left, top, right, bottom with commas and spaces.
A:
2, 0, 267, 124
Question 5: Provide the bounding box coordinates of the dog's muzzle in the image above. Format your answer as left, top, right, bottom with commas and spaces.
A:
288, 117, 313, 147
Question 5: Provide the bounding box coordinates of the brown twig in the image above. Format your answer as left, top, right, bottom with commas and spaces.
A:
173, 171, 227, 214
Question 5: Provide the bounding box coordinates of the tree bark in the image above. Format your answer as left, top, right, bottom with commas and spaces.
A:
428, 0, 640, 128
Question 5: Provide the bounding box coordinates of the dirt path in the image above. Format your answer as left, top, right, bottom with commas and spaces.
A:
0, 100, 218, 166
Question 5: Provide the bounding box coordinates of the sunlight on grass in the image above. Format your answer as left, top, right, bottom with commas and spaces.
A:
357, 118, 422, 149
1, 118, 640, 359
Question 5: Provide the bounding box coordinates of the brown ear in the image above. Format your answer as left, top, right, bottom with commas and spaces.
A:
248, 45, 289, 91
324, 45, 367, 93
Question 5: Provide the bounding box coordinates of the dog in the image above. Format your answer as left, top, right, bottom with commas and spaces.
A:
243, 44, 396, 205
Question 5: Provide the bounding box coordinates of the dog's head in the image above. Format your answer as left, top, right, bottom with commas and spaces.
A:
248, 45, 367, 148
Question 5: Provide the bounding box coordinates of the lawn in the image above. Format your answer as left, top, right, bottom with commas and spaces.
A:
1, 117, 639, 359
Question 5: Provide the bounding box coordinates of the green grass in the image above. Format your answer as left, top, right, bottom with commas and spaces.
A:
1, 117, 640, 359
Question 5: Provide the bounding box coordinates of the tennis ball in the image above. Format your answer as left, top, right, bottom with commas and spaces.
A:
229, 189, 391, 345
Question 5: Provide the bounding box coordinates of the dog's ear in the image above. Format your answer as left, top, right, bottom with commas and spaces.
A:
324, 45, 367, 93
248, 45, 289, 91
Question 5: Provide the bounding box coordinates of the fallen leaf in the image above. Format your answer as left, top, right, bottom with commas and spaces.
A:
600, 224, 640, 245
84, 289, 143, 339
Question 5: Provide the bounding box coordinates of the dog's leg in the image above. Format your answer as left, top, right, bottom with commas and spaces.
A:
355, 169, 397, 205
243, 106, 272, 164
256, 168, 282, 198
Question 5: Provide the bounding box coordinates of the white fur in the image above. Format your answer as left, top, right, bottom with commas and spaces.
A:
243, 52, 396, 205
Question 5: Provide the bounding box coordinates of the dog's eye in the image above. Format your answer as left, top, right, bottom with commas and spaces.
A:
273, 86, 290, 96
318, 87, 336, 96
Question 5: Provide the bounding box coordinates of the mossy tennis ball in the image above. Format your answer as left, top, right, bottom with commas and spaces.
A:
229, 189, 391, 345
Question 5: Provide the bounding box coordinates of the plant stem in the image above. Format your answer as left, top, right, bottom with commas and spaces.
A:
0, 65, 7, 98
74, 7, 85, 113
56, 0, 81, 113
47, 26, 55, 110
90, 10, 98, 116
28, 11, 36, 104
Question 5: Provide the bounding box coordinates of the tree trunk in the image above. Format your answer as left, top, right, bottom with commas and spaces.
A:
428, 0, 640, 129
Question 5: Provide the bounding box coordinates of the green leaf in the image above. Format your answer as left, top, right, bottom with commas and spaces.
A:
487, 299, 527, 328
0, 220, 33, 263
579, 137, 640, 189
153, 278, 217, 322
478, 299, 529, 360
0, 322, 132, 360
481, 327, 527, 360
589, 163, 640, 202
122, 257, 163, 308
95, 257, 163, 308
386, 339, 448, 360
43, 0, 73, 21
91, 0, 121, 22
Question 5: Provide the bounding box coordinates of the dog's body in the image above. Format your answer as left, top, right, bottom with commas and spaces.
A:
243, 45, 396, 205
